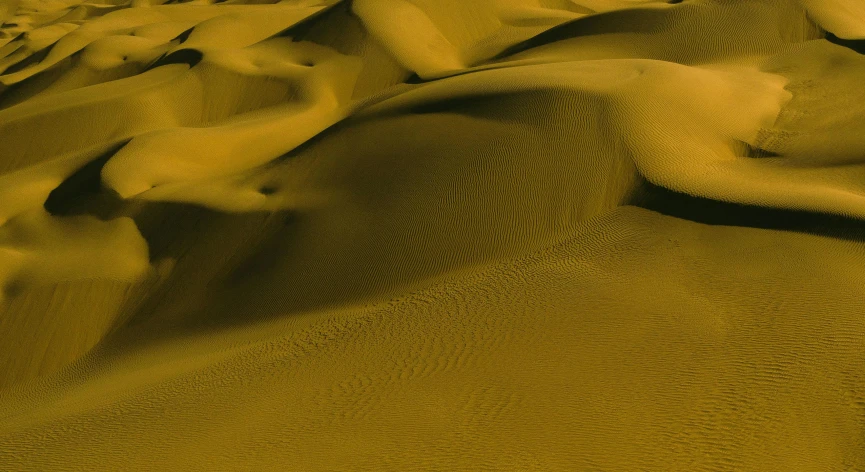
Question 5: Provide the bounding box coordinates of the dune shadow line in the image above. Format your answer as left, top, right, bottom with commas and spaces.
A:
492, 7, 671, 61
629, 179, 865, 242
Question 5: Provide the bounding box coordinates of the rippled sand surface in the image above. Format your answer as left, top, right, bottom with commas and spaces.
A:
1, 0, 865, 469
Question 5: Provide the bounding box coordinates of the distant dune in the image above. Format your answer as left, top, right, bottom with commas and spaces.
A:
1, 0, 864, 470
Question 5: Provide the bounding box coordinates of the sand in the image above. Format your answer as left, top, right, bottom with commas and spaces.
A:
1, 0, 864, 470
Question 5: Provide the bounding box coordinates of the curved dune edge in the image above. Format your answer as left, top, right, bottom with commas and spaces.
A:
798, 0, 865, 39
1, 0, 865, 470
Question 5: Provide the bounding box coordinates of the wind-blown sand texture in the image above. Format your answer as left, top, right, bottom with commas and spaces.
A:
1, 0, 865, 469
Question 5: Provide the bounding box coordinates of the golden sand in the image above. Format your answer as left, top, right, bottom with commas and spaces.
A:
1, 0, 864, 469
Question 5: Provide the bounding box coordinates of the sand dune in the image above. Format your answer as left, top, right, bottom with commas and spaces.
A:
1, 0, 864, 470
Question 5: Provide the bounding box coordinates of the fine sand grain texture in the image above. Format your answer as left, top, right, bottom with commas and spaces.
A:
1, 0, 864, 470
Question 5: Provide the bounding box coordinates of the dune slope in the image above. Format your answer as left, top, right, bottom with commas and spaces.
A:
1, 0, 864, 470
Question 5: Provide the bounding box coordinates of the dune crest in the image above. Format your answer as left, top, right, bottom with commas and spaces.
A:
799, 0, 865, 39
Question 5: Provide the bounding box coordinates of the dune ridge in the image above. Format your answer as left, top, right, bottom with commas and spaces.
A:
1, 0, 864, 470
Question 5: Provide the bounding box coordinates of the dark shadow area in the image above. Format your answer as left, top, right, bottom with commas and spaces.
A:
115, 202, 284, 330
172, 26, 195, 43
492, 7, 671, 60
734, 140, 781, 159
630, 179, 865, 242
218, 212, 299, 288
0, 54, 76, 109
43, 141, 129, 218
258, 185, 278, 195
276, 1, 351, 41
404, 73, 424, 84
130, 201, 270, 262
2, 43, 54, 75
0, 74, 40, 109
145, 48, 203, 71
825, 32, 865, 55
407, 92, 520, 115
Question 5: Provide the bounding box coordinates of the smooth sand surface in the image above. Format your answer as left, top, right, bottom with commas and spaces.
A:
1, 0, 864, 470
